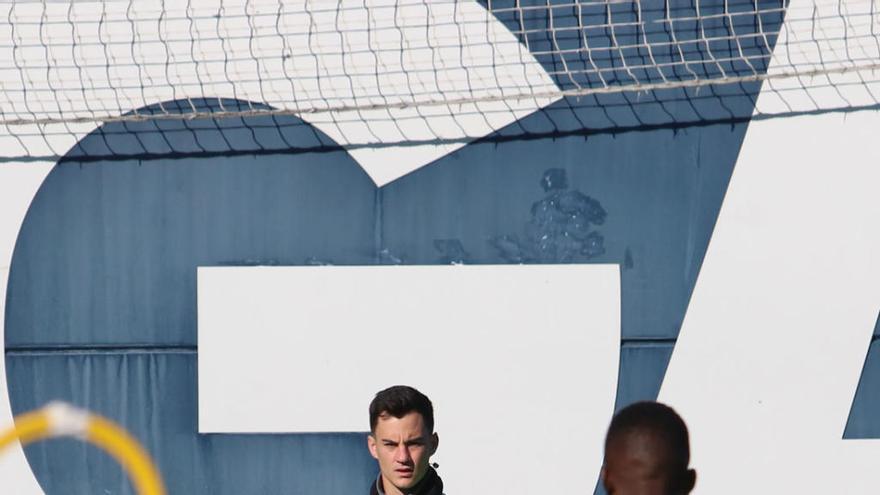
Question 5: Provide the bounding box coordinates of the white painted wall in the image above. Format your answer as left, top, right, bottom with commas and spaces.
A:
198, 264, 620, 495
660, 109, 880, 494
0, 0, 557, 186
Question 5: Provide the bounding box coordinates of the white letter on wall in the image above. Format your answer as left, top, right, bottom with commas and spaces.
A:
660, 110, 880, 493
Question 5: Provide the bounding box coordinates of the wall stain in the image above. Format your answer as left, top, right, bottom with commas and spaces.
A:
377, 248, 404, 265
433, 239, 470, 265
491, 168, 606, 263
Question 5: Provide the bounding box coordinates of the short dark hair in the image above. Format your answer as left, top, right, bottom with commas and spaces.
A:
369, 385, 434, 433
605, 401, 690, 469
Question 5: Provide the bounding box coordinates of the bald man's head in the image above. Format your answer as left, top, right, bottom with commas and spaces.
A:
601, 402, 696, 495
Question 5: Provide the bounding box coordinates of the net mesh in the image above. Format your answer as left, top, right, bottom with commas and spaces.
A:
0, 0, 877, 164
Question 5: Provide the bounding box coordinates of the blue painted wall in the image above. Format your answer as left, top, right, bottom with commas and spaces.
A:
1, 97, 740, 494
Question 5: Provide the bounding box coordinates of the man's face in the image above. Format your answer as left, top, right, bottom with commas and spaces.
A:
367, 411, 438, 494
601, 431, 695, 495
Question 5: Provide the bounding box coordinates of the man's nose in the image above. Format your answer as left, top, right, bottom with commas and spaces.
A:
394, 445, 412, 463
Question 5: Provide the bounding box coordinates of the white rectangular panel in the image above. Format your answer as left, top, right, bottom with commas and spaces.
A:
198, 264, 620, 494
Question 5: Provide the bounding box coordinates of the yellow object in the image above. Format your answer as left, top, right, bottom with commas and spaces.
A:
0, 402, 166, 495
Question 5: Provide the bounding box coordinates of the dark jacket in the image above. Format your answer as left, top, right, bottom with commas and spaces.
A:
370, 467, 444, 495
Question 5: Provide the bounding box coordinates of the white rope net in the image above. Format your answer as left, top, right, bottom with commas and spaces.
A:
0, 0, 876, 166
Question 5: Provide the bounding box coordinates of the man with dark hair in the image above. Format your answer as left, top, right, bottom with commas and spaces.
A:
367, 385, 443, 495
601, 401, 696, 495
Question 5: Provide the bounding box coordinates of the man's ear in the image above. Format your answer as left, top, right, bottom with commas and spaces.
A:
683, 468, 697, 494
367, 434, 379, 460
600, 465, 610, 492
430, 432, 439, 456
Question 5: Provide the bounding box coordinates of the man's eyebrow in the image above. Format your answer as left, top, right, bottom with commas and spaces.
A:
379, 435, 427, 444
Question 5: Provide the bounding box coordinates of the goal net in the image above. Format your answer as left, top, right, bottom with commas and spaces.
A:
0, 0, 876, 174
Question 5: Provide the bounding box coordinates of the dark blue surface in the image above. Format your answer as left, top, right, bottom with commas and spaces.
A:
845, 314, 880, 438
3, 96, 744, 494
482, 0, 785, 131
6, 351, 375, 494
7, 105, 744, 346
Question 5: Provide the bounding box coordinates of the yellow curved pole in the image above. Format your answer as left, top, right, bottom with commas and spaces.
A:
0, 409, 51, 453
0, 402, 166, 495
